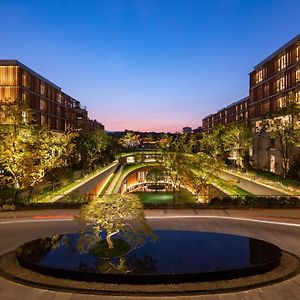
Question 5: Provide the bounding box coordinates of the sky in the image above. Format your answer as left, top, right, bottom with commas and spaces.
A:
1, 0, 300, 132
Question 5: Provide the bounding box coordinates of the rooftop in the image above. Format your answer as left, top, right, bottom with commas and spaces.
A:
253, 33, 300, 70
0, 60, 61, 90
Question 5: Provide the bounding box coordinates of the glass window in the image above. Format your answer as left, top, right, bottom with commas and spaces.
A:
276, 76, 287, 91
277, 97, 286, 108
40, 83, 46, 95
255, 68, 265, 84
277, 54, 287, 71
40, 99, 46, 111
296, 68, 300, 82
22, 74, 29, 88
296, 46, 299, 61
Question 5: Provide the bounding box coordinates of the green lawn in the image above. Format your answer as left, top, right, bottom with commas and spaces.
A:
210, 174, 252, 196
134, 189, 196, 204
249, 169, 300, 188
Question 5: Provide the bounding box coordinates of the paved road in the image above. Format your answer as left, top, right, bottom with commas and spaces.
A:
0, 210, 299, 299
218, 171, 287, 196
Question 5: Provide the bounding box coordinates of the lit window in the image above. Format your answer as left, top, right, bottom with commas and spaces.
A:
40, 83, 46, 95
22, 92, 27, 101
22, 74, 29, 88
40, 99, 46, 111
276, 76, 287, 91
296, 91, 300, 102
296, 46, 299, 61
277, 97, 286, 108
21, 111, 28, 123
57, 93, 62, 103
277, 54, 287, 71
296, 68, 300, 82
255, 69, 265, 84
41, 114, 46, 125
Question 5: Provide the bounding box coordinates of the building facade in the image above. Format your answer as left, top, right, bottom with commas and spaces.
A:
202, 96, 249, 133
201, 34, 300, 174
250, 34, 300, 173
89, 119, 105, 131
0, 60, 102, 132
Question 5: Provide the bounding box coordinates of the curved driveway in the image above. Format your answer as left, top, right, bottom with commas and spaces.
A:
0, 211, 299, 299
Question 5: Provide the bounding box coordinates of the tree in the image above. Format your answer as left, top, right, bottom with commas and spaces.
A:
183, 153, 223, 200
201, 125, 227, 160
76, 130, 110, 172
76, 193, 153, 249
0, 99, 76, 201
146, 167, 165, 191
221, 124, 252, 169
258, 92, 300, 177
119, 132, 140, 149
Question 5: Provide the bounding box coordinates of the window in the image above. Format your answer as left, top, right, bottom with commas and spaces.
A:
296, 45, 299, 61
22, 74, 29, 88
277, 54, 287, 71
296, 68, 300, 82
264, 84, 269, 97
40, 99, 46, 111
270, 138, 275, 149
21, 111, 28, 123
40, 114, 46, 125
276, 76, 287, 91
57, 92, 62, 103
255, 68, 265, 84
277, 97, 286, 108
296, 90, 300, 102
270, 155, 276, 173
40, 83, 46, 95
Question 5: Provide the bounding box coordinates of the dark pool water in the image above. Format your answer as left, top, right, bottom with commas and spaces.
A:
16, 230, 282, 283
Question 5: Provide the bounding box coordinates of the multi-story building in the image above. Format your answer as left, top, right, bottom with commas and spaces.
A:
89, 119, 105, 131
201, 34, 300, 174
250, 34, 300, 173
202, 96, 249, 132
0, 60, 98, 132
249, 34, 300, 120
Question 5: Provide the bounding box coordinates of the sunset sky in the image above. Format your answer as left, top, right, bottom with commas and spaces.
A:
1, 0, 300, 132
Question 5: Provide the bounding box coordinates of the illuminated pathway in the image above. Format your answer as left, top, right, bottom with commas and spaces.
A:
0, 209, 299, 299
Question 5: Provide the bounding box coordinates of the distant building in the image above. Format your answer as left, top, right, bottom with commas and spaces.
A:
182, 127, 192, 134
202, 96, 249, 133
88, 119, 105, 131
0, 60, 103, 132
193, 126, 203, 133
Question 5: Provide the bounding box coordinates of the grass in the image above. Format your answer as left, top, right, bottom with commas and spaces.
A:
134, 189, 196, 204
117, 151, 162, 158
248, 169, 300, 188
210, 174, 252, 196
112, 163, 159, 194
32, 162, 117, 203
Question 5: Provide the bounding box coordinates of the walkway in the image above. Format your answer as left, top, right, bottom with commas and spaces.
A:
0, 209, 299, 299
105, 164, 124, 194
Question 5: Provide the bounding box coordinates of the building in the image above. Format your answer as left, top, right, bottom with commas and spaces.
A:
193, 126, 203, 133
182, 127, 192, 134
249, 34, 300, 173
201, 34, 300, 174
0, 60, 101, 132
202, 96, 249, 132
89, 119, 105, 131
